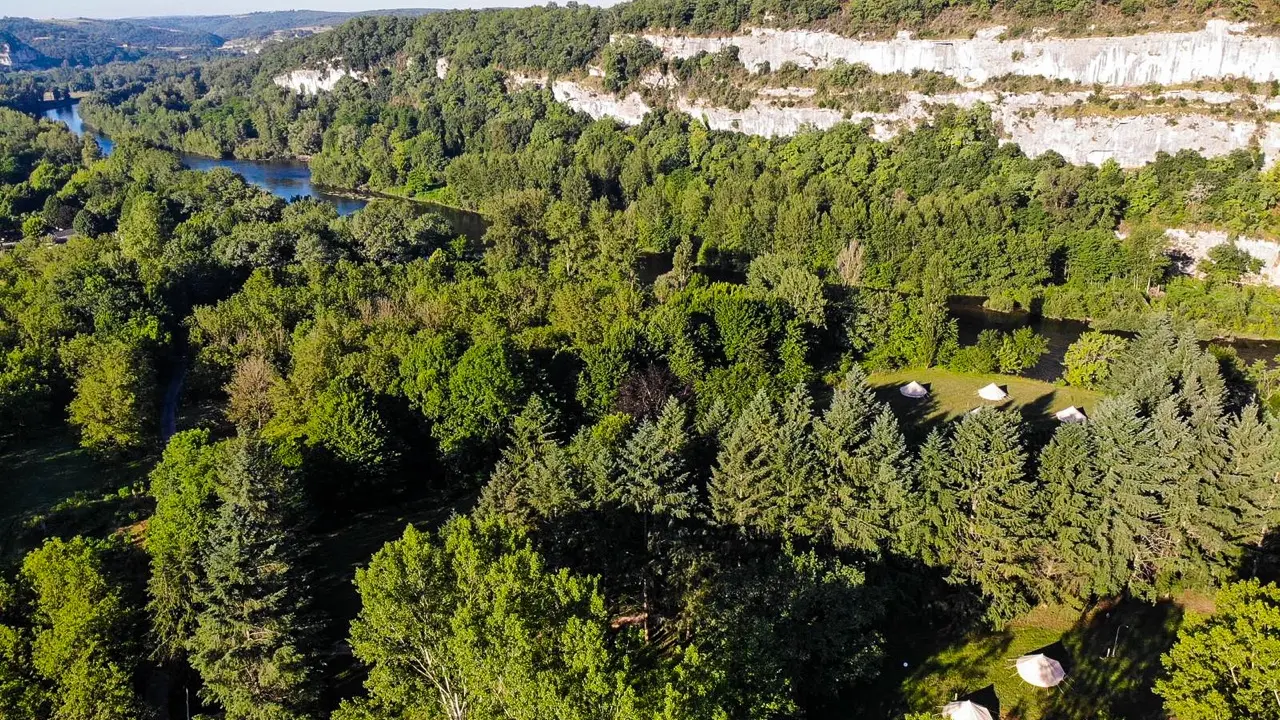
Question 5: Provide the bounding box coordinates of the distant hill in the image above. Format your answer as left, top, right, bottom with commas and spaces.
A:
0, 10, 444, 70
0, 31, 51, 71
0, 17, 222, 69
132, 9, 442, 41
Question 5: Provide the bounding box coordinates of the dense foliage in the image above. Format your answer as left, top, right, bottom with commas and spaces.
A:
63, 2, 1280, 340
1156, 580, 1280, 720
3, 2, 1280, 718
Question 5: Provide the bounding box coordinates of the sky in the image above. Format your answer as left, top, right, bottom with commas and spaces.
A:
27, 0, 621, 21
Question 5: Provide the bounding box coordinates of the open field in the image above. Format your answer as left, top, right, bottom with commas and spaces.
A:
0, 433, 106, 525
869, 368, 1102, 432
898, 596, 1208, 720
0, 433, 152, 560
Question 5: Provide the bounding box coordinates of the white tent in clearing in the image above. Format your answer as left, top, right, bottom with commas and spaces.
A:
1055, 406, 1087, 424
900, 381, 929, 398
1015, 653, 1067, 688
942, 700, 994, 720
977, 383, 1007, 401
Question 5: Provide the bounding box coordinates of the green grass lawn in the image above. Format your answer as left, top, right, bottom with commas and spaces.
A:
899, 599, 1195, 720
0, 433, 107, 525
869, 368, 1102, 430
0, 433, 152, 560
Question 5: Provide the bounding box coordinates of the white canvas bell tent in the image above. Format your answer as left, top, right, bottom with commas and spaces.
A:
942, 700, 994, 720
1015, 654, 1066, 688
900, 381, 929, 398
1054, 406, 1087, 424
977, 383, 1007, 401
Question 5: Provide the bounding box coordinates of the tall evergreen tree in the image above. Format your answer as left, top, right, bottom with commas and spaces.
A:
1035, 422, 1097, 599
1149, 397, 1229, 591
189, 436, 316, 720
477, 394, 580, 528
1105, 315, 1178, 409
1085, 397, 1161, 598
945, 408, 1037, 624
811, 367, 909, 554
710, 388, 780, 535
810, 368, 883, 551
1226, 405, 1280, 577
612, 396, 697, 521
863, 409, 912, 543
609, 397, 697, 638
898, 429, 960, 566
769, 384, 821, 538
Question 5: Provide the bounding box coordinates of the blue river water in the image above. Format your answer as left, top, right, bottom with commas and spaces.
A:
44, 102, 366, 215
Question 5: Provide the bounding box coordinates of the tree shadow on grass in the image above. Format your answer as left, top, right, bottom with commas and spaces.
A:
1041, 598, 1182, 720
899, 631, 1014, 711
875, 384, 946, 442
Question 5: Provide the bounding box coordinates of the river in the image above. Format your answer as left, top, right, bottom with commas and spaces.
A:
41, 103, 485, 239
39, 106, 1274, 374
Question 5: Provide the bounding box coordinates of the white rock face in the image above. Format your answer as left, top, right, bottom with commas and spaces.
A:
643, 20, 1280, 88
1002, 111, 1279, 167
535, 78, 1280, 167
0, 41, 40, 70
273, 65, 364, 94
1164, 228, 1280, 286
511, 74, 653, 125
435, 57, 450, 80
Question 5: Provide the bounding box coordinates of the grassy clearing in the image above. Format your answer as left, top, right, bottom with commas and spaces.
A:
1, 433, 109, 524
869, 367, 1102, 430
0, 433, 151, 560
900, 599, 1188, 720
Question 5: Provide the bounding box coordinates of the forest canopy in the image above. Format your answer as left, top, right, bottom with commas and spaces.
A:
2, 1, 1280, 719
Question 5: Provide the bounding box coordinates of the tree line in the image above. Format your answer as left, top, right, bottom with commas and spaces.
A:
68, 20, 1280, 339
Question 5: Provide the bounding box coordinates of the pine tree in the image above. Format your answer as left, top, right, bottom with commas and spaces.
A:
1148, 397, 1213, 590
610, 397, 697, 641
694, 396, 732, 447
189, 437, 316, 720
898, 429, 960, 567
613, 397, 697, 521
1035, 422, 1097, 598
477, 395, 580, 528
769, 384, 821, 538
710, 388, 780, 534
810, 367, 888, 551
946, 408, 1037, 624
1180, 373, 1238, 578
863, 408, 912, 543
1105, 315, 1177, 408
1085, 397, 1161, 598
1225, 405, 1280, 577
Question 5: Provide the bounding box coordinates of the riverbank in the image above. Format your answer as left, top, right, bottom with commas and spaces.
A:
953, 295, 1280, 368
41, 101, 488, 235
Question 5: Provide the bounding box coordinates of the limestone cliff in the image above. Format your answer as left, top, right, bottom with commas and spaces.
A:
642, 20, 1280, 88
0, 34, 44, 71
273, 64, 364, 93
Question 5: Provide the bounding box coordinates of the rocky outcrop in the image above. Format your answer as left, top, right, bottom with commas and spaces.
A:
511, 74, 653, 125
642, 20, 1280, 88
1164, 229, 1280, 286
273, 64, 364, 94
533, 78, 1280, 168
0, 35, 44, 71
